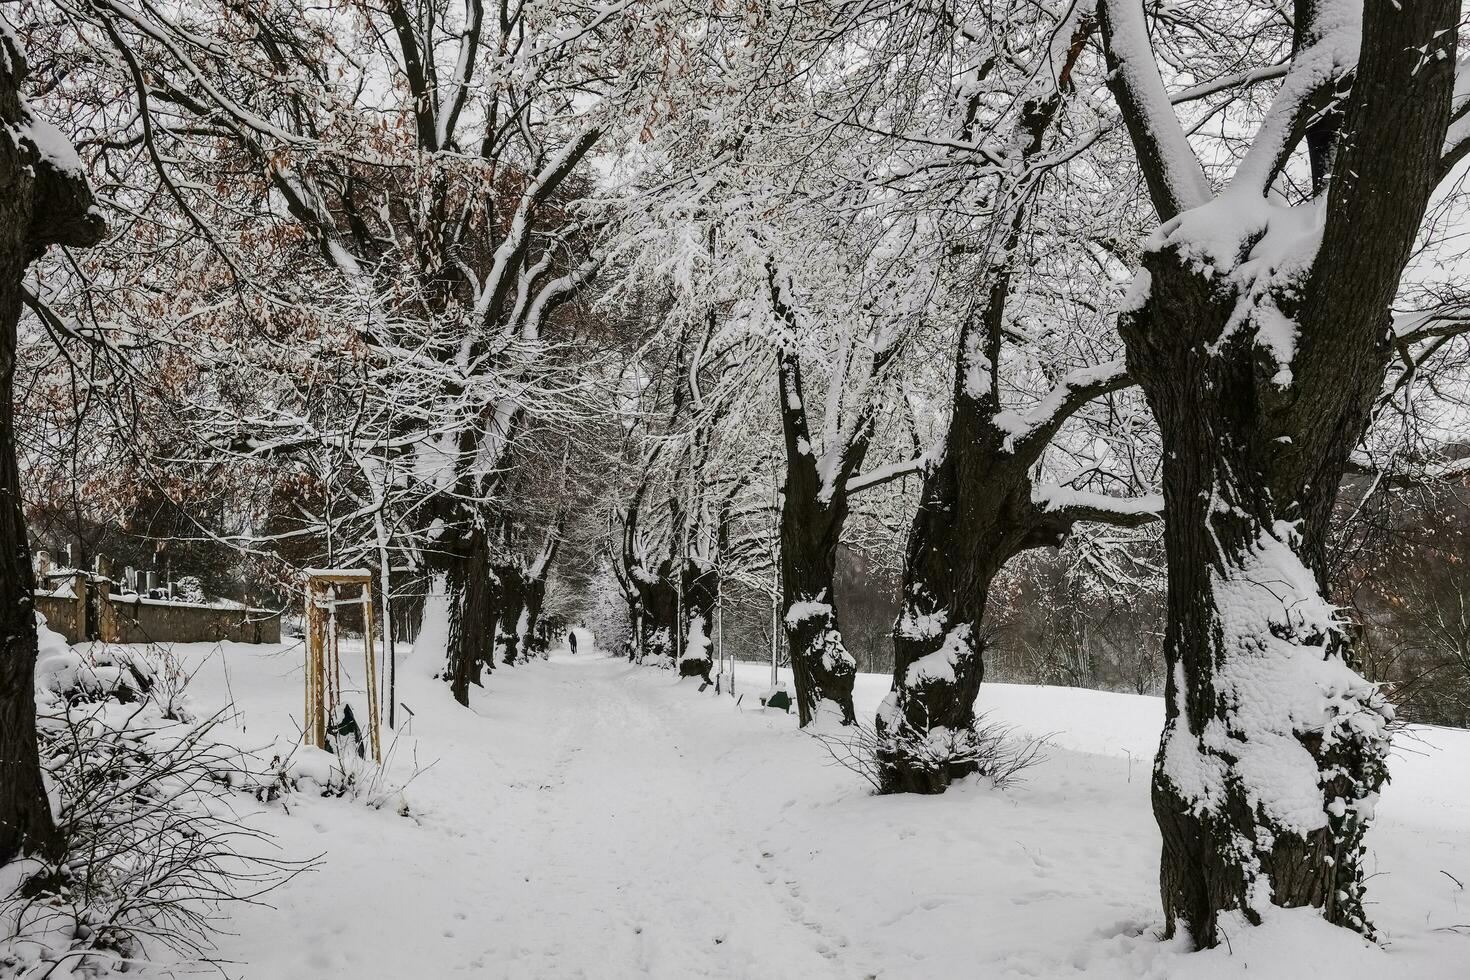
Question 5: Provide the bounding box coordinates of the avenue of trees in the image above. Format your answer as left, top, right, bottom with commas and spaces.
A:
5, 0, 1470, 954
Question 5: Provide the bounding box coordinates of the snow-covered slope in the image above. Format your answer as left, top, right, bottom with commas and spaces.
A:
161, 640, 1469, 979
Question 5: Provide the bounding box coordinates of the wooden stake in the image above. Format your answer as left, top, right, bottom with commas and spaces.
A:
363, 592, 381, 763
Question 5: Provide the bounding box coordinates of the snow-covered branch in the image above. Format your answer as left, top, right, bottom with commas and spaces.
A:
1097, 0, 1211, 221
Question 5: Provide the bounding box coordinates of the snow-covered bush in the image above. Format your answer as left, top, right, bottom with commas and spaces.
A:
35, 619, 154, 709
236, 738, 411, 815
36, 619, 203, 724
173, 576, 205, 604
0, 704, 308, 977
1, 619, 306, 977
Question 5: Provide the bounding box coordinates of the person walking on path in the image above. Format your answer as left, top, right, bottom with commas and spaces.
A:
568, 630, 578, 656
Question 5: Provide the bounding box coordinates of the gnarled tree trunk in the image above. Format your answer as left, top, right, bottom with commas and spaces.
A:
876, 437, 1051, 793
875, 48, 1133, 790
494, 563, 527, 666
445, 523, 495, 705
625, 598, 642, 661
765, 273, 890, 727
678, 559, 718, 682
634, 561, 679, 665
0, 23, 106, 864
477, 571, 502, 680
874, 367, 1134, 792
779, 486, 857, 725
520, 570, 550, 660
1099, 0, 1456, 944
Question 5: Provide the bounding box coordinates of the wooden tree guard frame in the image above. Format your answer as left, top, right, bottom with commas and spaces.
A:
304, 569, 382, 763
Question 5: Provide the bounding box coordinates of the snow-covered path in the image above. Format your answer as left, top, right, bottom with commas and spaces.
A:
418, 659, 864, 980
196, 652, 885, 979
176, 645, 1470, 980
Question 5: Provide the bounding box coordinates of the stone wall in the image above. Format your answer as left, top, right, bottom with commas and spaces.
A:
36, 574, 280, 645
106, 596, 281, 645
36, 592, 82, 640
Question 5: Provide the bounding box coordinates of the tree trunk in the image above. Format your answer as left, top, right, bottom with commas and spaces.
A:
1135, 260, 1393, 942
873, 240, 1077, 790
761, 271, 884, 727
478, 571, 502, 680
632, 561, 678, 665
870, 32, 1115, 792
678, 559, 718, 683
0, 24, 105, 864
520, 570, 549, 659
445, 524, 494, 705
1105, 0, 1458, 941
0, 252, 51, 866
626, 599, 641, 662
779, 494, 857, 725
876, 442, 1047, 793
495, 564, 527, 666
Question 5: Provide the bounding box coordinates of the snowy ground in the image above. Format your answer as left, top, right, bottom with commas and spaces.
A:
144, 638, 1470, 979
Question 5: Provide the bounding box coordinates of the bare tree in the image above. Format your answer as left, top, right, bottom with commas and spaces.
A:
0, 14, 106, 864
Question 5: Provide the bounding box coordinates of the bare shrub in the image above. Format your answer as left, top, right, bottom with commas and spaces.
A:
813, 714, 1049, 794
2, 704, 312, 976
236, 732, 421, 816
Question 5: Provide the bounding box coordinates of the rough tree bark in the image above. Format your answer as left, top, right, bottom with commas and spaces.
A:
677, 558, 719, 683
776, 460, 857, 726
1100, 0, 1457, 945
494, 563, 527, 666
520, 570, 550, 659
619, 479, 681, 665
618, 511, 722, 678
495, 530, 559, 665
633, 560, 679, 664
483, 572, 504, 676
445, 523, 495, 706
0, 21, 106, 864
880, 426, 1075, 791
876, 216, 1029, 794
876, 350, 1138, 792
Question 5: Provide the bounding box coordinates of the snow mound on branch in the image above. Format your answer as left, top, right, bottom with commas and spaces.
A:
895, 601, 946, 641
784, 599, 833, 627
1120, 268, 1152, 313
990, 359, 1127, 449
821, 635, 857, 674
1032, 484, 1164, 518
20, 116, 87, 178
961, 334, 992, 400
784, 597, 858, 676
1148, 193, 1323, 387
904, 624, 971, 687
631, 564, 662, 586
